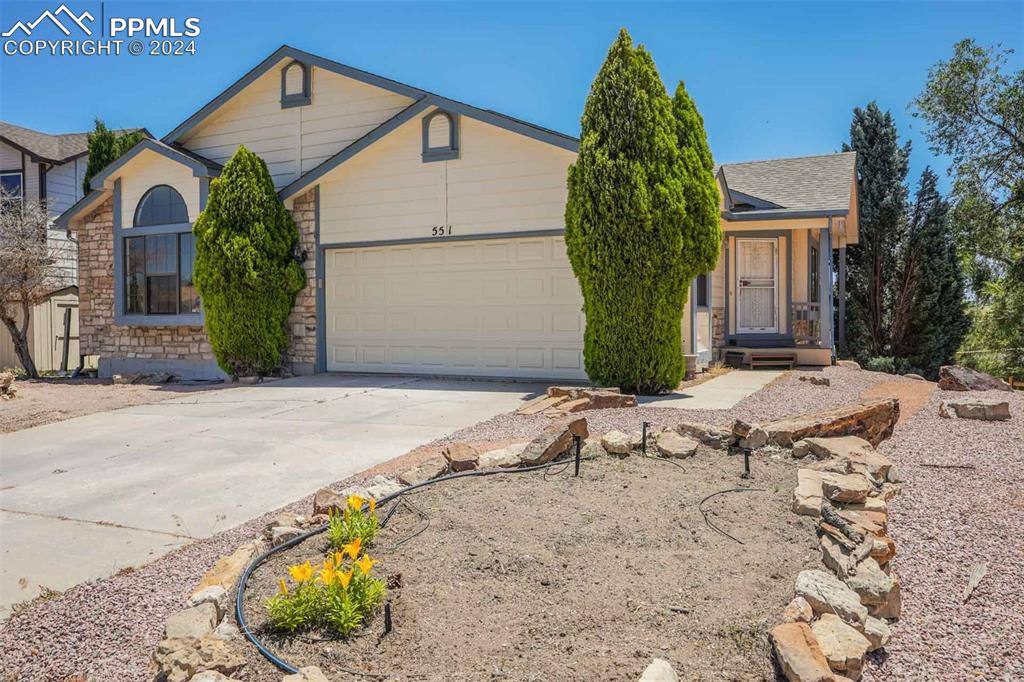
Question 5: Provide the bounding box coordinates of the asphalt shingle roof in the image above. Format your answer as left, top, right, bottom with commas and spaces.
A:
718, 151, 856, 214
0, 121, 146, 164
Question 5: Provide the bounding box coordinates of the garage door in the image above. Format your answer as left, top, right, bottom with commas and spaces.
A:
324, 236, 586, 379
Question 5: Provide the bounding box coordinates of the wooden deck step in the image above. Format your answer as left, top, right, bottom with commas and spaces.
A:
749, 352, 797, 369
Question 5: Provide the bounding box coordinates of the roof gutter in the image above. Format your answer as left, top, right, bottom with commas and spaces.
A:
722, 208, 849, 221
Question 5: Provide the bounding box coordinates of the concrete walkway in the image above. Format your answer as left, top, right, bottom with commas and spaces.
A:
637, 369, 783, 410
0, 374, 542, 616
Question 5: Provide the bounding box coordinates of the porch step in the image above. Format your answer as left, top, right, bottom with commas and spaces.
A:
749, 352, 797, 369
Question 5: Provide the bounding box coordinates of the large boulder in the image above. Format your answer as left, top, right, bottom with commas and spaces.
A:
443, 443, 480, 472
800, 436, 894, 480
520, 417, 588, 465
398, 456, 449, 485
194, 541, 261, 594
938, 365, 1012, 392
601, 430, 633, 455
862, 616, 892, 652
478, 443, 528, 469
820, 472, 872, 504
844, 558, 896, 606
312, 488, 345, 516
781, 596, 814, 624
676, 421, 732, 449
938, 399, 1011, 421
810, 613, 871, 680
165, 603, 219, 639
655, 431, 698, 458
153, 637, 245, 682
769, 622, 834, 682
763, 399, 900, 447
794, 570, 868, 627
732, 419, 768, 449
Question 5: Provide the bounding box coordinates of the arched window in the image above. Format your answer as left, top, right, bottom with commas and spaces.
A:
123, 185, 199, 317
134, 185, 188, 226
281, 60, 311, 108
422, 110, 459, 162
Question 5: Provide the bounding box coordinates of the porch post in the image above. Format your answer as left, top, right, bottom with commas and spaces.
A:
837, 244, 847, 354
818, 224, 834, 352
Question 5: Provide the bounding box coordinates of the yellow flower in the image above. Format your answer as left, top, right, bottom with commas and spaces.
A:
342, 537, 362, 561
287, 560, 314, 583
319, 565, 337, 585
338, 569, 353, 589
333, 550, 346, 568
355, 553, 378, 575
368, 497, 377, 512
278, 577, 288, 595
347, 494, 365, 511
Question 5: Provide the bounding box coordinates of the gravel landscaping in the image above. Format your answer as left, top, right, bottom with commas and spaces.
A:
1, 365, 1020, 681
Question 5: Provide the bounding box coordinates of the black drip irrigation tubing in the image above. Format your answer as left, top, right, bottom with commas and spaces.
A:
234, 453, 597, 674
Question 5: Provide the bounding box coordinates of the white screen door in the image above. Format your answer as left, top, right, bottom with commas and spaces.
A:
736, 238, 778, 333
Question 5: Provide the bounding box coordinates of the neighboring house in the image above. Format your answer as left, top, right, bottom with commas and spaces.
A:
56, 45, 858, 381
0, 122, 146, 371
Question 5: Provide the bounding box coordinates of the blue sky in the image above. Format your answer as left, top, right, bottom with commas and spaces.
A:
1, 1, 1021, 191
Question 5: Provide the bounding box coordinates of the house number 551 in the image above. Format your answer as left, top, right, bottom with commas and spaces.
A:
431, 225, 452, 237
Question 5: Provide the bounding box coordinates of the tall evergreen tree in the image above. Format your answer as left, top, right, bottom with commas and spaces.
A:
193, 146, 306, 377
842, 102, 911, 361
891, 168, 969, 377
565, 29, 718, 393
82, 120, 145, 195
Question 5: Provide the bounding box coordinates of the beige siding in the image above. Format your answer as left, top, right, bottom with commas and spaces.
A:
319, 112, 573, 245
0, 141, 20, 172
46, 156, 87, 217
180, 61, 415, 188
0, 291, 79, 372
711, 240, 726, 309
118, 152, 200, 225
427, 114, 449, 148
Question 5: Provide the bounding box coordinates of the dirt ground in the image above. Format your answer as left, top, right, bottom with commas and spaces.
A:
860, 378, 936, 425
241, 448, 820, 681
0, 378, 223, 433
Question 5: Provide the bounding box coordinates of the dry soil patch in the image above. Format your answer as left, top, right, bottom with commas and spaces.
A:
241, 450, 820, 681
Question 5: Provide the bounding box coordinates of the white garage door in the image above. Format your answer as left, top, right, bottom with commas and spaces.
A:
324, 236, 586, 379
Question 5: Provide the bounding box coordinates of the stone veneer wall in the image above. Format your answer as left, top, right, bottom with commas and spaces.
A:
712, 307, 726, 359
284, 189, 318, 375
77, 190, 319, 379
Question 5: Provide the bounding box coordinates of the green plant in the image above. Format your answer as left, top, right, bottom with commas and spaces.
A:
564, 28, 719, 394
326, 494, 380, 550
193, 146, 306, 377
265, 561, 321, 632
865, 356, 896, 374
82, 120, 145, 195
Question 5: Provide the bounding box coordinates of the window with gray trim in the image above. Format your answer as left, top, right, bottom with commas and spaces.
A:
0, 170, 23, 214
422, 110, 459, 162
281, 60, 311, 108
695, 273, 710, 308
123, 186, 199, 316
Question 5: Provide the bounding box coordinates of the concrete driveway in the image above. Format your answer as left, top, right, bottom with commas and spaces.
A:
0, 374, 542, 616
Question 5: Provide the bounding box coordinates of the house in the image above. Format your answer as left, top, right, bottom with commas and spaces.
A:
0, 122, 144, 371
55, 45, 858, 381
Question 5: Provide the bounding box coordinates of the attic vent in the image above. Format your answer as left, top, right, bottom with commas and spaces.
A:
281, 61, 311, 109
732, 202, 756, 212
422, 110, 459, 162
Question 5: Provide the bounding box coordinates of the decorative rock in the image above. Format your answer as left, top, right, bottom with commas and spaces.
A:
801, 436, 894, 480
580, 438, 606, 459
781, 595, 814, 623
732, 419, 768, 449
364, 475, 403, 499
821, 472, 872, 503
478, 443, 528, 469
862, 616, 891, 652
810, 613, 871, 679
792, 440, 811, 459
769, 622, 834, 682
731, 418, 756, 438
398, 456, 448, 485
265, 511, 302, 532
271, 526, 303, 547
763, 399, 900, 447
870, 534, 897, 565
676, 421, 732, 449
312, 488, 345, 516
601, 430, 633, 455
793, 469, 824, 517
153, 637, 245, 682
869, 577, 902, 619
819, 534, 856, 578
443, 442, 480, 472
842, 497, 887, 514
799, 375, 831, 386
903, 373, 925, 381
837, 360, 861, 369
638, 657, 679, 682
585, 390, 637, 410
194, 541, 261, 596
165, 603, 219, 639
794, 570, 868, 627
655, 431, 698, 458
188, 672, 230, 682
520, 417, 588, 465
552, 397, 591, 414
282, 666, 331, 682
212, 621, 241, 641
938, 365, 1012, 392
188, 586, 227, 620
845, 558, 896, 606
517, 394, 567, 415
938, 399, 1011, 421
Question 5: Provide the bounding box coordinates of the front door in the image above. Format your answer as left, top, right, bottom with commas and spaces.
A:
736, 238, 778, 333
